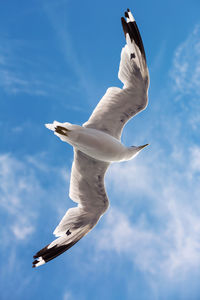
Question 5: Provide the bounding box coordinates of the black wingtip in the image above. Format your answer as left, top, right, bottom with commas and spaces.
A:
127, 8, 130, 12
121, 10, 147, 63
129, 21, 146, 62
33, 244, 51, 259
33, 238, 81, 266
121, 17, 129, 39
125, 11, 129, 18
32, 259, 38, 268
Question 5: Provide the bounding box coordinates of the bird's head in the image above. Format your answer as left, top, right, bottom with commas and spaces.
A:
126, 143, 149, 160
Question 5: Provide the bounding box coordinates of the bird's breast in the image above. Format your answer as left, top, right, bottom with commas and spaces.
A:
69, 127, 126, 162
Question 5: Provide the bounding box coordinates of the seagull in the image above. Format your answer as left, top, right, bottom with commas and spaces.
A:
32, 9, 149, 268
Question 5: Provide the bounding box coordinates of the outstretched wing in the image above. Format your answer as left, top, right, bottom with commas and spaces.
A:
32, 150, 110, 267
83, 9, 149, 140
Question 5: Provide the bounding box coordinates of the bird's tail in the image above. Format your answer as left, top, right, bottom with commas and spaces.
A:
45, 121, 74, 142
119, 9, 149, 89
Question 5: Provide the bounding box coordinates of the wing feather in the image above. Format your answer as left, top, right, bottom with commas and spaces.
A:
33, 150, 110, 267
83, 10, 149, 140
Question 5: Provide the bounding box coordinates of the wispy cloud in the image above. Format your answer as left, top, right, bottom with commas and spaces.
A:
189, 146, 200, 173
0, 68, 47, 96
170, 25, 200, 97
43, 2, 101, 104
92, 24, 200, 282
0, 151, 70, 243
94, 148, 200, 279
0, 153, 41, 241
0, 41, 47, 96
63, 291, 73, 300
0, 38, 75, 97
0, 150, 73, 299
112, 126, 200, 278
95, 188, 200, 277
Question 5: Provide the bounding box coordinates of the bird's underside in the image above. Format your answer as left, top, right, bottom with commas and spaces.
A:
32, 9, 149, 268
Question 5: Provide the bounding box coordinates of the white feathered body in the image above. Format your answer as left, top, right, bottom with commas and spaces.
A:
46, 122, 136, 162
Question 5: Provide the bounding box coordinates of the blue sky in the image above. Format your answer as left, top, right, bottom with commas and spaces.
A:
1, 0, 200, 299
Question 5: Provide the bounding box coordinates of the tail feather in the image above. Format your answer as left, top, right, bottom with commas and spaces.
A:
45, 121, 73, 142
45, 121, 72, 132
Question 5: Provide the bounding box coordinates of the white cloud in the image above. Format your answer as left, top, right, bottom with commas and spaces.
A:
63, 291, 73, 300
43, 2, 100, 103
0, 152, 70, 243
93, 138, 200, 281
92, 23, 200, 279
95, 207, 160, 272
163, 199, 200, 277
170, 25, 200, 96
0, 151, 73, 298
106, 155, 156, 202
11, 223, 34, 240
0, 39, 74, 97
0, 154, 42, 241
0, 60, 48, 96
104, 140, 200, 276
189, 146, 200, 173
95, 191, 200, 279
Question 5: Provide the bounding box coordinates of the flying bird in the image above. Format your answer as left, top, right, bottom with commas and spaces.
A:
32, 9, 149, 268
